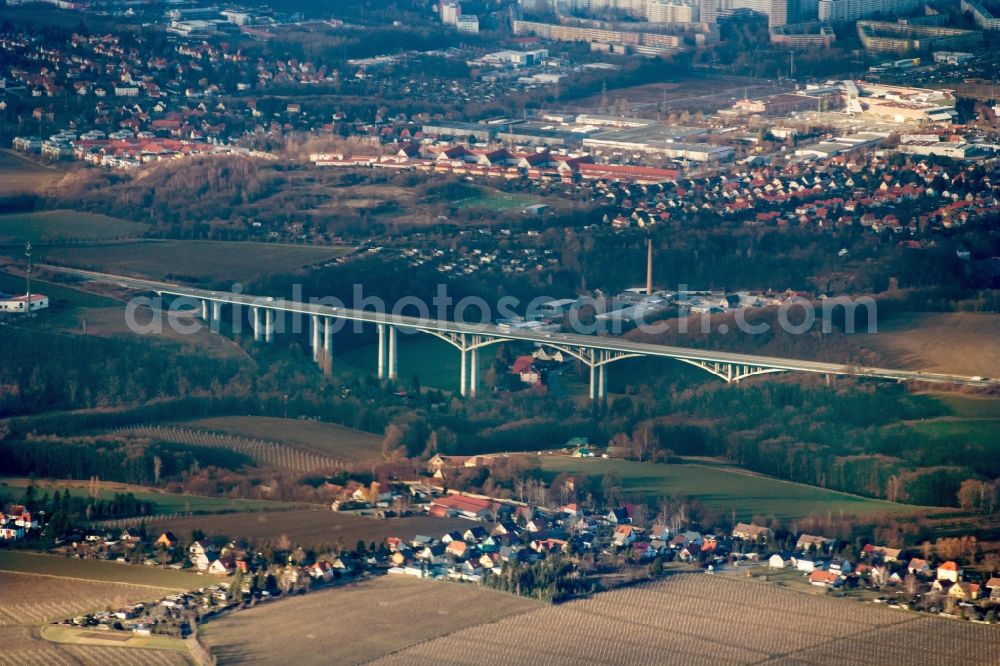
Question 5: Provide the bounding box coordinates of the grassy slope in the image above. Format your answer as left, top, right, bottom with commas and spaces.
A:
893, 393, 1000, 468
0, 210, 148, 244
0, 271, 120, 307
0, 149, 64, 195
178, 416, 381, 461
0, 552, 200, 590
0, 477, 306, 514
852, 311, 1000, 377
39, 240, 351, 282
153, 511, 474, 548
539, 457, 921, 521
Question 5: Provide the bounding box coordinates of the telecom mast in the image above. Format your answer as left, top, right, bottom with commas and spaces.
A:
25, 241, 31, 314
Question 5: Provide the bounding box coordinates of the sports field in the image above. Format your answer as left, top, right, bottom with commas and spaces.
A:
0, 210, 148, 244
539, 457, 921, 521
40, 240, 352, 283
453, 189, 540, 212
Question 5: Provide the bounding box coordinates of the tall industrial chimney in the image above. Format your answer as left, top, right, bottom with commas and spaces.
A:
646, 237, 653, 296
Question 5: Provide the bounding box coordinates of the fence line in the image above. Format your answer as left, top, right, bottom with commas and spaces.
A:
114, 424, 346, 473
91, 512, 194, 529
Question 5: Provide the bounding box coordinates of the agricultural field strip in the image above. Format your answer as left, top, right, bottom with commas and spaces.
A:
0, 552, 200, 590
5, 644, 188, 666
116, 424, 347, 472
369, 576, 992, 666
0, 573, 187, 666
179, 416, 383, 461
0, 567, 183, 592
769, 616, 990, 664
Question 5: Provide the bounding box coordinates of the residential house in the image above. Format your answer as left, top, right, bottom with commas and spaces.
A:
796, 534, 835, 553
829, 560, 853, 576
446, 540, 469, 560
430, 494, 494, 520
155, 532, 178, 548
308, 561, 335, 581
907, 558, 931, 576
936, 561, 961, 583
732, 523, 771, 542
119, 529, 141, 547
650, 524, 670, 541
189, 540, 213, 571
794, 557, 817, 573
984, 578, 1000, 600
810, 570, 842, 588
491, 522, 519, 538
770, 553, 792, 569
861, 544, 901, 563
606, 507, 630, 524
613, 525, 639, 546
463, 527, 488, 543
0, 526, 25, 540
208, 556, 234, 576
524, 518, 548, 533
683, 531, 704, 546
479, 552, 501, 569
947, 582, 981, 602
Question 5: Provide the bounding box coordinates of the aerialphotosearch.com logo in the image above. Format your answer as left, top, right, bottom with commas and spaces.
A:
124, 283, 878, 339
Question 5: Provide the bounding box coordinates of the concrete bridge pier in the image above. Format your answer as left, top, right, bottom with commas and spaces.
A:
264, 309, 274, 343
323, 318, 333, 369
211, 301, 221, 332
588, 362, 596, 402
201, 299, 209, 321
377, 324, 386, 379
311, 314, 321, 362
388, 325, 398, 381
469, 340, 479, 398
251, 307, 262, 342
598, 361, 607, 401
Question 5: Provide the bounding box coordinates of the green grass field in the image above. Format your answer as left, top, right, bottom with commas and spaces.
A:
42, 625, 189, 655
539, 457, 922, 521
904, 418, 1000, 448
178, 416, 382, 461
0, 210, 148, 244
39, 240, 352, 283
922, 393, 1000, 419
453, 189, 540, 212
0, 477, 305, 514
0, 551, 201, 590
0, 271, 119, 308
337, 333, 498, 391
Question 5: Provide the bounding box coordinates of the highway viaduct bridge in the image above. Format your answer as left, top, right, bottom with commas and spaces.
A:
42, 266, 998, 400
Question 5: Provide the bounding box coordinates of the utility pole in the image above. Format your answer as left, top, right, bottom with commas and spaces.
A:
24, 241, 31, 315
646, 237, 653, 296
